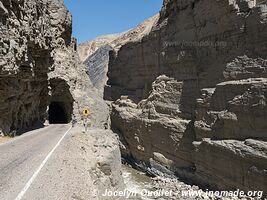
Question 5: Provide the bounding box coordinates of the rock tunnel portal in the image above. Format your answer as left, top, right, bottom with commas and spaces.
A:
48, 78, 74, 124
48, 102, 68, 124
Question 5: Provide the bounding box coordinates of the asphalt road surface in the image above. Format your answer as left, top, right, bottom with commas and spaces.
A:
0, 124, 72, 200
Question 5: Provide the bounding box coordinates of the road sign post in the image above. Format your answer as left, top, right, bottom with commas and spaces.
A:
82, 108, 90, 133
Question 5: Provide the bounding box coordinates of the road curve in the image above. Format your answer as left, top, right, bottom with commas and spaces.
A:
0, 124, 71, 200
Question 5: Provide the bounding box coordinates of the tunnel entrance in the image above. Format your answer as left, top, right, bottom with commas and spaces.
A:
48, 102, 68, 124
48, 78, 74, 124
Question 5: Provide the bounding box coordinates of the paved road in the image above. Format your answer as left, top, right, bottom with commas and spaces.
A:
0, 124, 71, 200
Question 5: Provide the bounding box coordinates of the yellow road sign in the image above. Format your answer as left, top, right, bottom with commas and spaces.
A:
82, 108, 90, 117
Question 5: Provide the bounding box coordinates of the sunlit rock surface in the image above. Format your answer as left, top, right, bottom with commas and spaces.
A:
104, 0, 267, 193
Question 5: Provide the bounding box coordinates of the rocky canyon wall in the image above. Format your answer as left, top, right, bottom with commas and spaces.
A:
0, 0, 72, 135
79, 15, 159, 95
49, 38, 109, 129
0, 0, 109, 135
0, 0, 124, 197
105, 0, 267, 193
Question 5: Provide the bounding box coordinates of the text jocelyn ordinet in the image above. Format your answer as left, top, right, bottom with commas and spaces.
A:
101, 189, 264, 199
102, 189, 173, 198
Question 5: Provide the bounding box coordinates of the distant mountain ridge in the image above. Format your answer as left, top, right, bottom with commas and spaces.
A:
78, 14, 159, 94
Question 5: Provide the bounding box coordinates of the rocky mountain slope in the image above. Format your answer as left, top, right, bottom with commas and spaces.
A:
78, 34, 122, 62
0, 0, 70, 135
79, 15, 159, 94
0, 0, 123, 197
0, 0, 109, 135
104, 0, 267, 193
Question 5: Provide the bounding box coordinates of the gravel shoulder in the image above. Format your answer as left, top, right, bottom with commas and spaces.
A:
22, 126, 125, 200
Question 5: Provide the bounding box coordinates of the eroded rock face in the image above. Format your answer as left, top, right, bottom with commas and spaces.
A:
49, 38, 109, 129
111, 76, 195, 177
78, 34, 121, 62
105, 0, 267, 192
83, 45, 113, 94
0, 0, 109, 133
79, 15, 159, 95
0, 0, 72, 135
193, 77, 267, 192
0, 0, 124, 196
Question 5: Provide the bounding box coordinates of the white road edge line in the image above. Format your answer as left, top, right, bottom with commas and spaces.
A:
14, 125, 72, 200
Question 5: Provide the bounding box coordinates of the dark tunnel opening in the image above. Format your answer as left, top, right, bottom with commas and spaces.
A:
48, 102, 68, 124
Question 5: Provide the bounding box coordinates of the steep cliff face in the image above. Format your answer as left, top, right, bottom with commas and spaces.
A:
49, 40, 109, 129
0, 0, 122, 196
78, 34, 121, 62
79, 15, 159, 94
105, 0, 267, 192
0, 0, 71, 135
0, 0, 109, 133
83, 45, 113, 93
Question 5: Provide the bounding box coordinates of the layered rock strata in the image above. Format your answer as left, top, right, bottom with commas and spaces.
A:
79, 15, 159, 94
105, 0, 267, 193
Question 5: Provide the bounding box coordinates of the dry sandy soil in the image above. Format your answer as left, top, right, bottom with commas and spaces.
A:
0, 136, 12, 144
